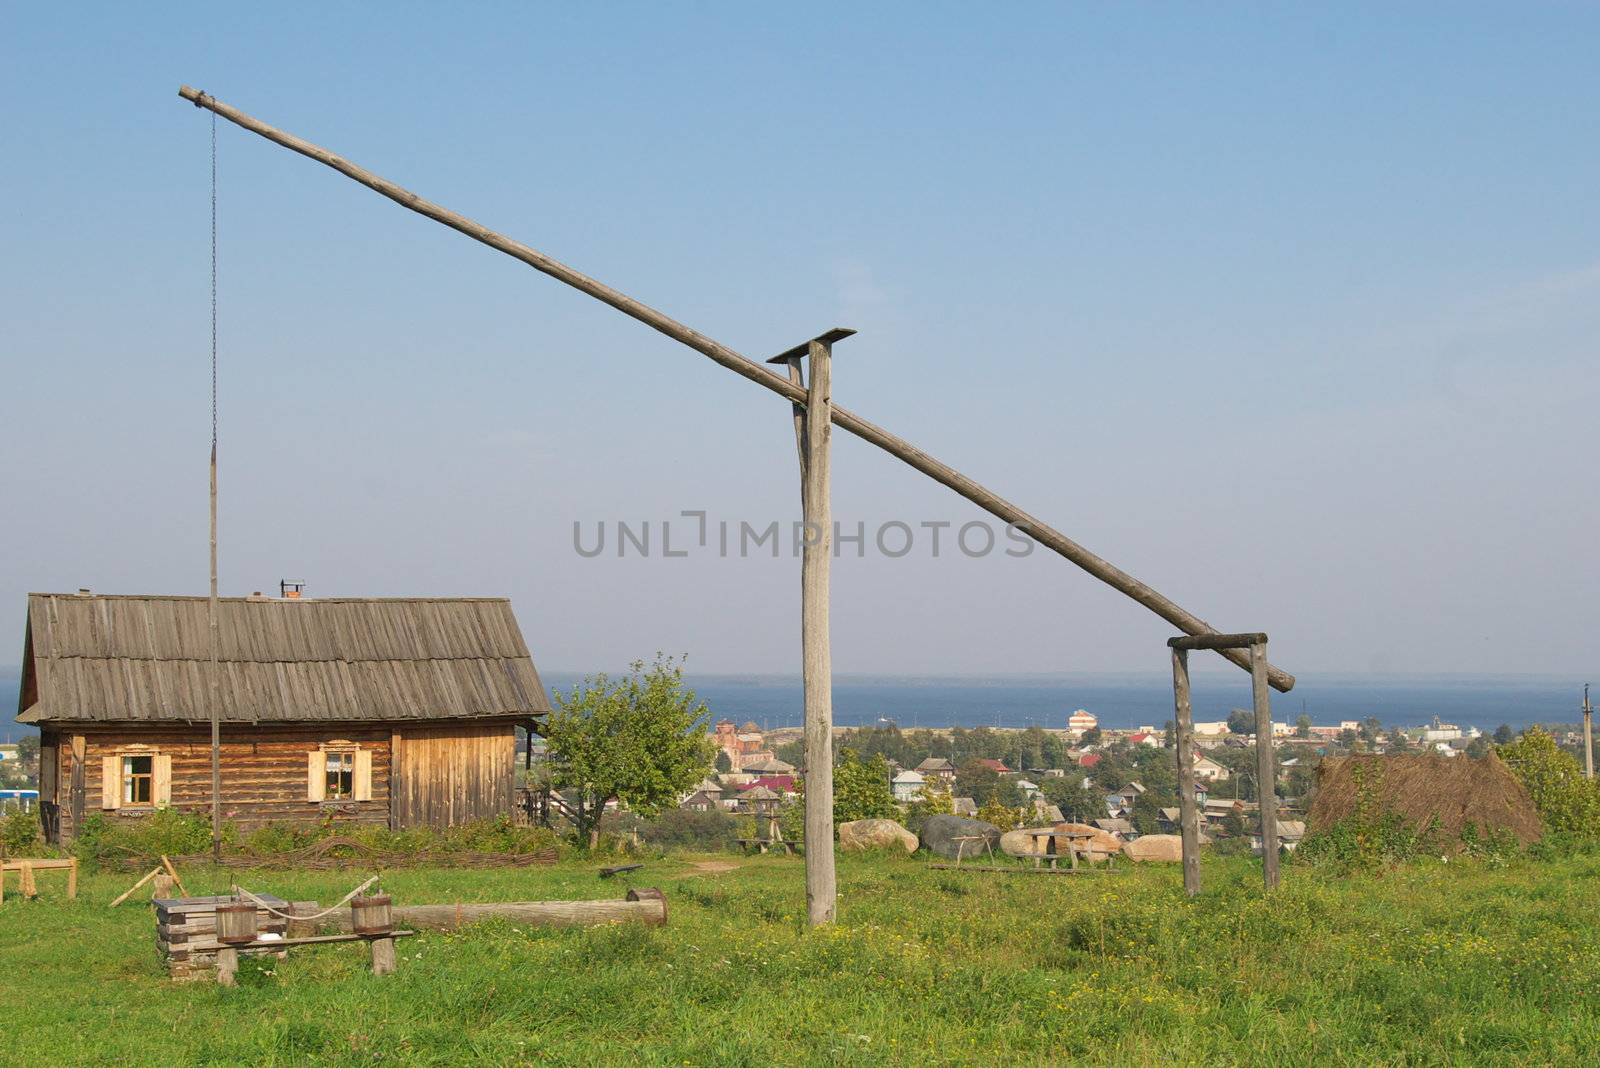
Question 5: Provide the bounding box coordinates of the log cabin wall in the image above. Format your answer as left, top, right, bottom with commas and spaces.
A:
391, 720, 518, 829
51, 723, 392, 840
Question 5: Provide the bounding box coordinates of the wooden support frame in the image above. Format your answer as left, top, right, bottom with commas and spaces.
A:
1167, 632, 1279, 894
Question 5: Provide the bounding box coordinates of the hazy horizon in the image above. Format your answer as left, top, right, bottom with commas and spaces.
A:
4, 5, 1596, 680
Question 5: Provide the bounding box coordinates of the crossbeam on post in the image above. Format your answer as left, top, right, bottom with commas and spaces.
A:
175, 86, 1297, 695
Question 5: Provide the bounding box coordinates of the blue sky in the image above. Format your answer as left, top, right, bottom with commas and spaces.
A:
2, 4, 1596, 679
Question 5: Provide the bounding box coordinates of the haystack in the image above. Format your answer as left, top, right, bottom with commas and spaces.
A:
1307, 753, 1541, 848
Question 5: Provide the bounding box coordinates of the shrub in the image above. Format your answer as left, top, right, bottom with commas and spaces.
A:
638, 807, 740, 851
1496, 728, 1600, 838
72, 808, 214, 869
1, 809, 42, 854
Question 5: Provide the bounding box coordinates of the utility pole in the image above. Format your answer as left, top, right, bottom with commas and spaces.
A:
1583, 684, 1593, 781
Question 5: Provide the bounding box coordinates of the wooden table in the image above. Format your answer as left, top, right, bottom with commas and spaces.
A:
1020, 829, 1104, 870
736, 838, 798, 855
0, 857, 77, 903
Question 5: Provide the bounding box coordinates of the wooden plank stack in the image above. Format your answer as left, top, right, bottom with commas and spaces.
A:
154, 894, 314, 980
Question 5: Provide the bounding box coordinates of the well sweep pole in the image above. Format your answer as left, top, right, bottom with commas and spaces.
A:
175, 85, 1295, 694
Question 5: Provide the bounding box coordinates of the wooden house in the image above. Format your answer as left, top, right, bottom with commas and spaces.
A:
15, 592, 550, 841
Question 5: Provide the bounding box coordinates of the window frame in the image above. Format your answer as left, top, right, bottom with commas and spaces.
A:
122, 753, 154, 807
324, 748, 357, 801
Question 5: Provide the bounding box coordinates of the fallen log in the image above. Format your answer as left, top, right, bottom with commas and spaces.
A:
320, 892, 669, 931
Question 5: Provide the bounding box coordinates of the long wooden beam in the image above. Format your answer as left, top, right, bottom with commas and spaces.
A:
177, 86, 1296, 692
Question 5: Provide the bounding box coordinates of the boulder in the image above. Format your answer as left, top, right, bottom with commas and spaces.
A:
1123, 834, 1184, 863
838, 818, 918, 853
1052, 822, 1123, 858
920, 814, 1002, 860
999, 828, 1043, 858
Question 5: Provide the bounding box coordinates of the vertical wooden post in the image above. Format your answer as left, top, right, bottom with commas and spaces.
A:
772, 331, 850, 927
371, 936, 397, 975
391, 729, 405, 830
66, 856, 78, 899
216, 946, 238, 986
1252, 640, 1279, 889
801, 335, 835, 926
1171, 648, 1201, 897
68, 735, 85, 839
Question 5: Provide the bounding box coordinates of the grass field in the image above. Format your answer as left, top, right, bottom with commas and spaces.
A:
4, 849, 1599, 1066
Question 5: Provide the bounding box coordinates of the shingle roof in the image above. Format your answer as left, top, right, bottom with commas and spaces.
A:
17, 592, 550, 724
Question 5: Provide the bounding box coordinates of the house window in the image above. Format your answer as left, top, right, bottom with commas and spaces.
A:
325, 751, 355, 800
123, 755, 154, 805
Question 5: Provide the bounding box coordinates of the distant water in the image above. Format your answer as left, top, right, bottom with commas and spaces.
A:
544, 672, 1590, 735
3, 672, 1586, 737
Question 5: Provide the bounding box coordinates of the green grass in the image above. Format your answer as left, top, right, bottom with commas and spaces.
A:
4, 850, 1600, 1065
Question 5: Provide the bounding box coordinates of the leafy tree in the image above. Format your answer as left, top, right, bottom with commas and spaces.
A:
1227, 709, 1255, 735
1131, 791, 1166, 836
1497, 727, 1600, 837
1358, 717, 1382, 744
1338, 728, 1358, 749
994, 777, 1026, 808
1163, 720, 1176, 748
1465, 736, 1490, 759
919, 778, 954, 816
1039, 776, 1104, 824
1080, 726, 1103, 746
955, 760, 1001, 806
1493, 724, 1516, 746
833, 748, 897, 823
1295, 714, 1312, 739
1280, 761, 1316, 801
774, 737, 805, 768
977, 798, 1023, 829
714, 750, 733, 774
544, 655, 715, 847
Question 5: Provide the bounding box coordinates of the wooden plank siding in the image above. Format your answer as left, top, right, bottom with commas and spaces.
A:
391, 722, 518, 829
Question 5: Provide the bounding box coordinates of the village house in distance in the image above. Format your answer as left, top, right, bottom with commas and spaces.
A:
15, 591, 550, 841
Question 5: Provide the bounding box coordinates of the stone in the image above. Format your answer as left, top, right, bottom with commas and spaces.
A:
837, 818, 918, 853
1053, 822, 1123, 858
999, 828, 1042, 858
920, 814, 1003, 860
1123, 834, 1184, 863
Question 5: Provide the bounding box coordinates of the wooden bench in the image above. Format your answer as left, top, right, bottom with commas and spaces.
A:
735, 838, 798, 855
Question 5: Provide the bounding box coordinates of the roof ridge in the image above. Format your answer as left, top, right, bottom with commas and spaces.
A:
28, 593, 512, 602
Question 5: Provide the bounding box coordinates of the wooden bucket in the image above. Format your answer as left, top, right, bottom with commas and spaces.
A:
351, 894, 393, 935
215, 902, 259, 945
